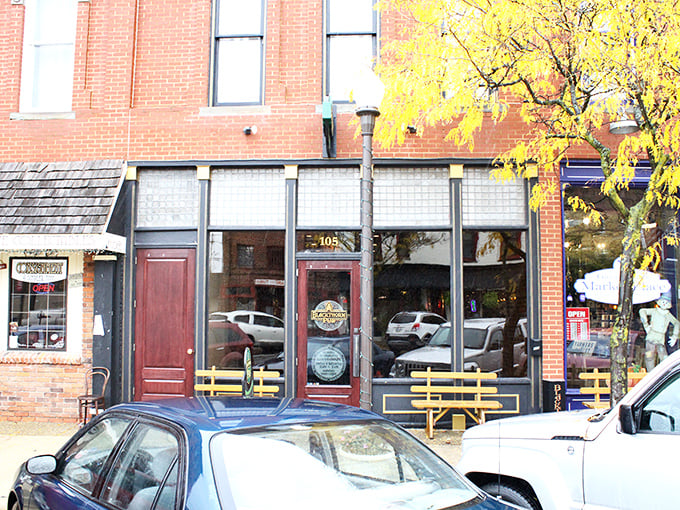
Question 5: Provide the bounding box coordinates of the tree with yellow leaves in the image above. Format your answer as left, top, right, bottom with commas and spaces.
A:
375, 0, 680, 403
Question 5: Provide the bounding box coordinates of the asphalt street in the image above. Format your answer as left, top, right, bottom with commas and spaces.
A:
0, 421, 462, 508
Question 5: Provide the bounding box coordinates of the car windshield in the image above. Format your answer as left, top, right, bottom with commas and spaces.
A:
428, 326, 487, 349
429, 326, 451, 347
211, 420, 481, 510
391, 313, 417, 324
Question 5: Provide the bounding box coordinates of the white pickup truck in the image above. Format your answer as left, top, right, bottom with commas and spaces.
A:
457, 349, 680, 510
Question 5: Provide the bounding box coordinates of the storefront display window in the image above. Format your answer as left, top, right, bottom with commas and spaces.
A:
8, 258, 68, 351
374, 231, 450, 362
208, 231, 285, 369
564, 186, 679, 388
463, 230, 528, 377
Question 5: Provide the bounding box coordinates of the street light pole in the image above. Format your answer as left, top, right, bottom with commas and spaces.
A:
356, 106, 380, 410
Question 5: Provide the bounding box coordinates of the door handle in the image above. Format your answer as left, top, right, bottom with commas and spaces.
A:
353, 329, 360, 377
187, 348, 194, 355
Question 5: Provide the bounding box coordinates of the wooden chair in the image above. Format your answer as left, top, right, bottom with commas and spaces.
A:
78, 367, 110, 425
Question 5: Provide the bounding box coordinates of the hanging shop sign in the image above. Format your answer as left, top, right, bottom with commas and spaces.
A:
574, 258, 671, 305
310, 300, 348, 332
12, 259, 68, 284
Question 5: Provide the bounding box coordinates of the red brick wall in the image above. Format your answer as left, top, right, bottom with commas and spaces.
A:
0, 0, 622, 410
0, 255, 94, 423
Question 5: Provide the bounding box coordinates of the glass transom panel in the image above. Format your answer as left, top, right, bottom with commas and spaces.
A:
374, 167, 450, 228
462, 168, 526, 227
210, 168, 285, 227
137, 170, 199, 228
298, 167, 360, 228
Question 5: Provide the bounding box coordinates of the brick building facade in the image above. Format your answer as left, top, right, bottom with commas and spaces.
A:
0, 0, 649, 422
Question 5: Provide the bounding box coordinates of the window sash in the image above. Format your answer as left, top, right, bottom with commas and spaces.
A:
20, 0, 77, 113
213, 0, 265, 105
325, 0, 377, 102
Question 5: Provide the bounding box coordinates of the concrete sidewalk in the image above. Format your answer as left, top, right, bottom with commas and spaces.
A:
0, 422, 79, 508
0, 421, 462, 507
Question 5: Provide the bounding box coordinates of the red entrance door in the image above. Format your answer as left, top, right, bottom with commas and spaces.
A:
297, 260, 360, 406
134, 248, 195, 400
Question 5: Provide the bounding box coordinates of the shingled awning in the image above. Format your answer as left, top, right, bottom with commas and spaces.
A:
0, 160, 127, 253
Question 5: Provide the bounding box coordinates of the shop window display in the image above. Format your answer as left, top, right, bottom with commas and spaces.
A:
8, 258, 68, 351
564, 186, 679, 389
389, 230, 527, 378
463, 230, 527, 377
208, 231, 285, 369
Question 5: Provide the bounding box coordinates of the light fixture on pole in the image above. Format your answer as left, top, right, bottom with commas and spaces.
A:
609, 97, 640, 135
353, 67, 384, 410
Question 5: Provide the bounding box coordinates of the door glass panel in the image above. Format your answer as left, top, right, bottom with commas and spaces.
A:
306, 271, 351, 386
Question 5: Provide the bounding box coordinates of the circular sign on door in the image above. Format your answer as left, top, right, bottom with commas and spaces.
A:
310, 300, 348, 332
311, 345, 346, 382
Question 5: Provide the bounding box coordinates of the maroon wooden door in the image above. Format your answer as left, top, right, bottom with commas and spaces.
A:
297, 260, 360, 406
135, 248, 195, 400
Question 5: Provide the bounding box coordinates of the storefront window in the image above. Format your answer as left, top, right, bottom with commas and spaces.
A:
208, 231, 285, 369
463, 230, 527, 377
8, 258, 68, 351
374, 231, 450, 374
564, 186, 679, 388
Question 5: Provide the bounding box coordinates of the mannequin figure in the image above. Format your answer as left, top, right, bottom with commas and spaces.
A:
639, 294, 680, 370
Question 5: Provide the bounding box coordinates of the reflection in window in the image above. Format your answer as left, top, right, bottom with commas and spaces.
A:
8, 258, 68, 351
208, 231, 285, 369
463, 231, 527, 377
213, 0, 264, 105
564, 186, 678, 389
374, 231, 450, 358
325, 0, 377, 101
20, 0, 77, 113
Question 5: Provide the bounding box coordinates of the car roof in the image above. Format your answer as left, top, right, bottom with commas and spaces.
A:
106, 397, 382, 435
436, 318, 506, 330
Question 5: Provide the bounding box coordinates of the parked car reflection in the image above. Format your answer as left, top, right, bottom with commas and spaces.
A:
12, 325, 65, 349
391, 319, 527, 377
207, 321, 253, 368
209, 310, 284, 351
256, 337, 395, 381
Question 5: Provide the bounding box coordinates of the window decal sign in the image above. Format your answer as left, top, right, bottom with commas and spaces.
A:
566, 307, 590, 346
574, 258, 671, 305
311, 346, 346, 382
12, 259, 67, 284
310, 300, 348, 332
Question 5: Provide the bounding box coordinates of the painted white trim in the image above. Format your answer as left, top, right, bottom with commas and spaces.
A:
0, 233, 126, 254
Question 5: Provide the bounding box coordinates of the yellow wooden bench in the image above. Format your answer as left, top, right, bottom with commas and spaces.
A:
194, 366, 280, 397
579, 368, 647, 409
410, 367, 502, 439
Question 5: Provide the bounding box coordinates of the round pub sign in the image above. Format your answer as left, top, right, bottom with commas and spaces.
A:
310, 300, 348, 332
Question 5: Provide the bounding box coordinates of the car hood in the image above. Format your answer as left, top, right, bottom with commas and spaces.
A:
463, 408, 600, 441
396, 346, 483, 363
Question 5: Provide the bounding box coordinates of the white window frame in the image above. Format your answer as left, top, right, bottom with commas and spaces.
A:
212, 0, 265, 106
19, 0, 77, 113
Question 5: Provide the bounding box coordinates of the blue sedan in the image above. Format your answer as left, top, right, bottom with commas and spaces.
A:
9, 397, 518, 510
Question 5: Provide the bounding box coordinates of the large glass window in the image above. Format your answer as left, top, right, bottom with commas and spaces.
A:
208, 231, 285, 369
374, 231, 450, 370
20, 0, 77, 113
463, 230, 527, 377
325, 0, 377, 102
564, 186, 678, 388
213, 0, 264, 105
8, 258, 68, 351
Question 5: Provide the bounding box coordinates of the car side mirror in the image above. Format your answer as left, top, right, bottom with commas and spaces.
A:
620, 404, 636, 435
26, 455, 57, 475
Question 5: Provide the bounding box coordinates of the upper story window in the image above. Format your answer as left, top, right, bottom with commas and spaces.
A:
20, 0, 77, 113
325, 0, 377, 102
213, 0, 265, 105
